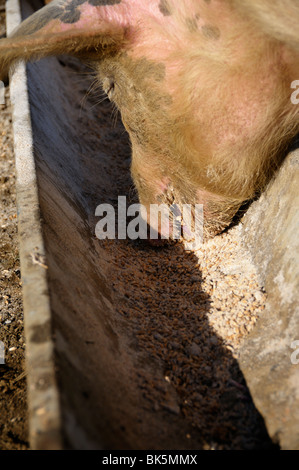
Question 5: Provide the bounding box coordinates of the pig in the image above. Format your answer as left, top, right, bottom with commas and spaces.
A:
0, 0, 299, 241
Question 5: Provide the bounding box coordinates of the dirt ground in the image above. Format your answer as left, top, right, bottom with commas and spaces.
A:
0, 0, 29, 450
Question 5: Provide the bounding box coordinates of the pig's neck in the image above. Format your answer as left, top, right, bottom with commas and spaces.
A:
127, 0, 299, 198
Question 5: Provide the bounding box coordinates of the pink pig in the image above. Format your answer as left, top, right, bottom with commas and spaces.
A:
1, 0, 299, 240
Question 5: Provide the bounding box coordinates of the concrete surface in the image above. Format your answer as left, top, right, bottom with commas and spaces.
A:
240, 144, 299, 450
7, 0, 62, 450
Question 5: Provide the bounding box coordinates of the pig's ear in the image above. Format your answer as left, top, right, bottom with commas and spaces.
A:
0, 0, 128, 80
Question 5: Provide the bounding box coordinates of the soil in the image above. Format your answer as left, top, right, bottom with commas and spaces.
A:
0, 0, 29, 451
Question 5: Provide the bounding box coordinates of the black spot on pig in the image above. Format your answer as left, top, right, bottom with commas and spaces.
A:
59, 0, 122, 25
60, 2, 83, 24
186, 17, 198, 33
18, 0, 122, 34
62, 0, 122, 7
159, 0, 171, 16
202, 24, 221, 40
88, 0, 122, 4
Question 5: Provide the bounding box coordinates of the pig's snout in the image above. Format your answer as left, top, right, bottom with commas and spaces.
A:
130, 163, 205, 245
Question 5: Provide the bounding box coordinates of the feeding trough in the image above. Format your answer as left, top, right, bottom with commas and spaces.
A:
7, 0, 299, 450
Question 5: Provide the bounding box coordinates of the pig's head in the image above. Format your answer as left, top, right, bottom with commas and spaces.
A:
1, 0, 299, 241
